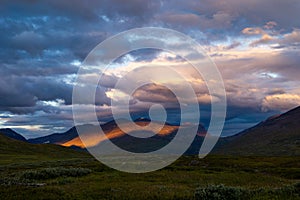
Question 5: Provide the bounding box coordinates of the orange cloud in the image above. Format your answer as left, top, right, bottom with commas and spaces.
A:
262, 94, 300, 112
242, 27, 265, 35
250, 34, 274, 47
264, 21, 277, 29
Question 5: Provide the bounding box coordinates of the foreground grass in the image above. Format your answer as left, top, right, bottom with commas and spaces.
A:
0, 154, 299, 199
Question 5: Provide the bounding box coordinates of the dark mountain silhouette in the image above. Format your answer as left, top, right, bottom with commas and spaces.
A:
27, 119, 207, 154
102, 123, 207, 154
213, 106, 300, 156
4, 106, 299, 156
0, 130, 87, 159
28, 125, 86, 145
0, 128, 27, 142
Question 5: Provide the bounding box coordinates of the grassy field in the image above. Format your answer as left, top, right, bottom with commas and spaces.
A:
0, 153, 299, 200
0, 133, 299, 199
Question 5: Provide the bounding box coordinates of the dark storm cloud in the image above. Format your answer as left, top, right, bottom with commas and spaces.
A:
1, 0, 299, 66
152, 0, 300, 44
124, 49, 163, 63
0, 76, 72, 108
167, 0, 300, 29
0, 0, 299, 137
133, 83, 178, 105
1, 58, 78, 77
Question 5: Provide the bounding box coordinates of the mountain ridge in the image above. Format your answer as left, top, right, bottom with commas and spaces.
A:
2, 106, 299, 156
0, 129, 88, 162
0, 128, 27, 142
28, 119, 206, 155
213, 106, 300, 156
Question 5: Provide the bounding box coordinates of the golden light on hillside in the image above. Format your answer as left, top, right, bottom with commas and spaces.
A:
61, 122, 179, 148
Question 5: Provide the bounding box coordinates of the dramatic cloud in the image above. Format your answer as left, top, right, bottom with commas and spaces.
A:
262, 94, 300, 112
0, 0, 299, 137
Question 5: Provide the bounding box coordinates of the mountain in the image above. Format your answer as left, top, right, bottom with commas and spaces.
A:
214, 106, 300, 156
0, 129, 88, 162
28, 126, 81, 144
29, 119, 207, 154
0, 128, 27, 142
5, 105, 299, 157
99, 121, 206, 154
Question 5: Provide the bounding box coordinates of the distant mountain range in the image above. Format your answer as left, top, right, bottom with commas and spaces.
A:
27, 119, 206, 154
28, 126, 79, 145
1, 106, 299, 156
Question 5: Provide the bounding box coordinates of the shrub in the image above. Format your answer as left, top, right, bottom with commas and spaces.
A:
293, 182, 300, 195
195, 185, 250, 200
20, 167, 92, 180
195, 183, 300, 200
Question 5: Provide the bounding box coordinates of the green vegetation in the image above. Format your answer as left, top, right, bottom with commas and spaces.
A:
20, 167, 92, 180
0, 132, 299, 199
0, 133, 88, 165
0, 155, 299, 199
195, 184, 299, 200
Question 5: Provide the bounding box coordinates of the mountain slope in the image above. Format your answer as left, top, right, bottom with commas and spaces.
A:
0, 130, 89, 165
29, 119, 207, 154
28, 126, 79, 144
214, 106, 300, 156
0, 128, 27, 142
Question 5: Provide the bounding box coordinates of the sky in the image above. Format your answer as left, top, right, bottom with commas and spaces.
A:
0, 0, 300, 139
